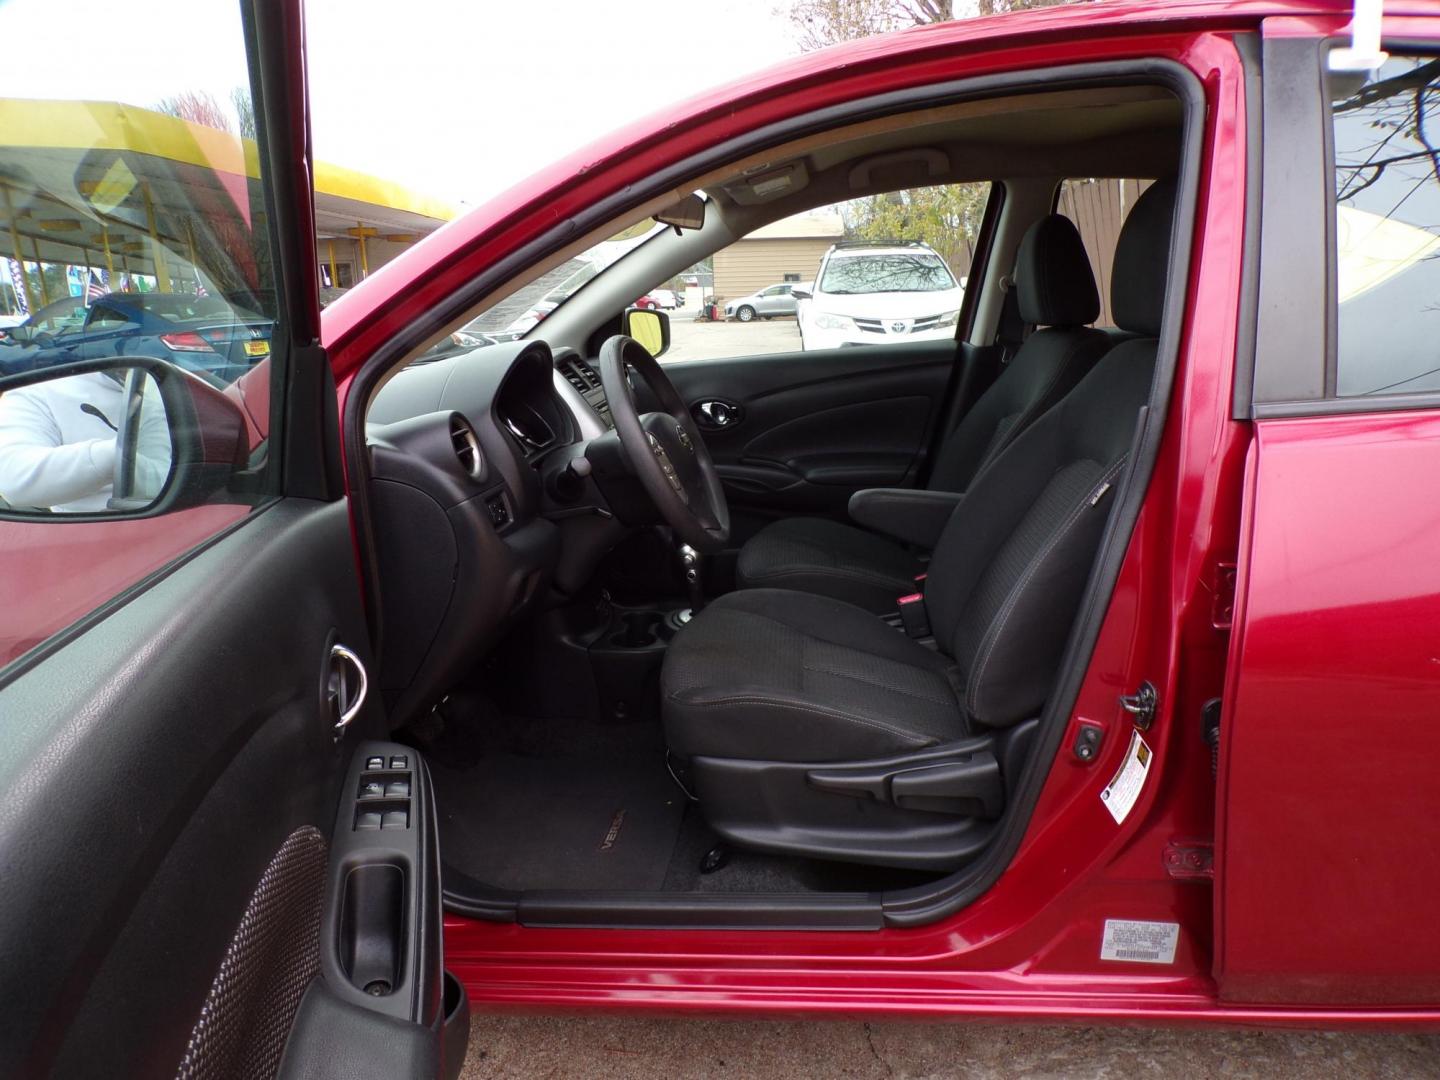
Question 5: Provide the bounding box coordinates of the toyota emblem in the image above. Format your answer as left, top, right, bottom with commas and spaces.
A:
891, 321, 907, 334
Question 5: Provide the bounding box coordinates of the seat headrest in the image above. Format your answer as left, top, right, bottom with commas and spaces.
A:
1111, 177, 1177, 337
1014, 214, 1099, 327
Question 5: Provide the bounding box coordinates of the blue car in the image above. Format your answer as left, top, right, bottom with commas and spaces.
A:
0, 292, 273, 382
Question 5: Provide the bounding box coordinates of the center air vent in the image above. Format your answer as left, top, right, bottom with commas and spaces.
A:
449, 414, 483, 480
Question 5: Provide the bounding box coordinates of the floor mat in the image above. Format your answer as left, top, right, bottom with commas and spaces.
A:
429, 754, 686, 892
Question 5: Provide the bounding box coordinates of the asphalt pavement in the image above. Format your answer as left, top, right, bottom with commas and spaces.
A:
664, 309, 801, 362
461, 1014, 1440, 1078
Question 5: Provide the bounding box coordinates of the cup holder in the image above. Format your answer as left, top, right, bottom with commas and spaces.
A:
610, 611, 660, 649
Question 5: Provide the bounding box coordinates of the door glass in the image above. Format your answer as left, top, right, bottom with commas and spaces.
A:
0, 0, 286, 669
686, 181, 990, 361
1331, 55, 1440, 397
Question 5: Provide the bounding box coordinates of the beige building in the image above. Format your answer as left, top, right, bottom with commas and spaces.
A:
712, 212, 844, 303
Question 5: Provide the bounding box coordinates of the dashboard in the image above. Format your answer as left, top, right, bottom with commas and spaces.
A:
365, 339, 595, 724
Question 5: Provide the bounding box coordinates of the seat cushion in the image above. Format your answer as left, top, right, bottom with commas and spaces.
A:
662, 588, 968, 763
735, 517, 923, 614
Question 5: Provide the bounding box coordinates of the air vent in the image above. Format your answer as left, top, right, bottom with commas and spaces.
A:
560, 358, 600, 393
449, 414, 483, 479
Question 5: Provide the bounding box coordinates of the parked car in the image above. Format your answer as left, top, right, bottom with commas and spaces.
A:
649, 288, 681, 309
8, 3, 1440, 1074
795, 240, 963, 349
724, 281, 799, 321
0, 292, 272, 382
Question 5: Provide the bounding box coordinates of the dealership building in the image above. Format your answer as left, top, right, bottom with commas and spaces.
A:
0, 98, 455, 315
711, 211, 844, 304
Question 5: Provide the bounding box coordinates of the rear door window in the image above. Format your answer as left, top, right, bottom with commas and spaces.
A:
1330, 55, 1440, 397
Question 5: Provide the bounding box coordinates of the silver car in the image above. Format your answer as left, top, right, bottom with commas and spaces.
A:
725, 282, 799, 322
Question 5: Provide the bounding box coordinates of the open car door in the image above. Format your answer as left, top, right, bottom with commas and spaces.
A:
0, 3, 464, 1077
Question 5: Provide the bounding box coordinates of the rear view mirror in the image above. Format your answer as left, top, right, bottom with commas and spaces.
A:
623, 307, 670, 358
0, 357, 248, 517
653, 194, 706, 232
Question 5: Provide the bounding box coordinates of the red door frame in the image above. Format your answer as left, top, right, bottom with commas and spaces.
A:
1216, 15, 1440, 1008
322, 5, 1440, 1026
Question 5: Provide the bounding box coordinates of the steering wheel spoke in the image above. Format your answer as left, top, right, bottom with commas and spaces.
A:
599, 337, 730, 551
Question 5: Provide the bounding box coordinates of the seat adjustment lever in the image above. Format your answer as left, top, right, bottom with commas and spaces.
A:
807, 750, 1003, 818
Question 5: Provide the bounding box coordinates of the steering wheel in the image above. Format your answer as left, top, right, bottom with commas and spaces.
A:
598, 335, 730, 551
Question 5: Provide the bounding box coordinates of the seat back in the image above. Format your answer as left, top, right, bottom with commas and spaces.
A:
925, 214, 1110, 493
925, 178, 1178, 728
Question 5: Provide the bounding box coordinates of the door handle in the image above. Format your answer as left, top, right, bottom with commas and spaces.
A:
693, 399, 742, 429
328, 643, 369, 741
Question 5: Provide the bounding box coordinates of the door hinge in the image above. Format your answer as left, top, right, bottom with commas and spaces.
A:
1118, 680, 1158, 730
1163, 841, 1215, 881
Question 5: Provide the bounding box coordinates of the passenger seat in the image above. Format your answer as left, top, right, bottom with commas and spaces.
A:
735, 213, 1112, 613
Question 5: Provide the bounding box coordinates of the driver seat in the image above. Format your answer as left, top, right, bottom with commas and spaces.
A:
661, 179, 1176, 870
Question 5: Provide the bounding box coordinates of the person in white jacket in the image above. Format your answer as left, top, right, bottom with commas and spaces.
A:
0, 370, 172, 513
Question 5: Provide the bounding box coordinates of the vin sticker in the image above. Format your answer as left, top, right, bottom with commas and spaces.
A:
1101, 919, 1179, 964
1100, 729, 1152, 825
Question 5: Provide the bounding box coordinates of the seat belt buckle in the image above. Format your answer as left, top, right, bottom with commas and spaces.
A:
897, 592, 930, 638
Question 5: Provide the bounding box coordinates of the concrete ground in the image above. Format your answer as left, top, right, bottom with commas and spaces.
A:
664, 310, 801, 362
461, 1014, 1440, 1078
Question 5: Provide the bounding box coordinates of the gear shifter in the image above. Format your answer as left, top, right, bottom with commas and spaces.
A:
678, 542, 704, 622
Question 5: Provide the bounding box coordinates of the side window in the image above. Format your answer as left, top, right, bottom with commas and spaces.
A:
1056, 178, 1151, 327
0, 2, 285, 670
87, 305, 133, 331
1331, 55, 1440, 397
668, 181, 991, 362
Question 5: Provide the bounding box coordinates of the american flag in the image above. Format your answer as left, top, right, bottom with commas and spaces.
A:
5, 258, 28, 314
194, 278, 208, 298
86, 270, 108, 302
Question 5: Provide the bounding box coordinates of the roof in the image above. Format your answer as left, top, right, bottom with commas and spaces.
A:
0, 99, 458, 224
744, 211, 846, 241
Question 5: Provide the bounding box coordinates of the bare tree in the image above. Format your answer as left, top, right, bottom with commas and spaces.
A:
231, 87, 257, 141
153, 90, 234, 133
784, 0, 1071, 51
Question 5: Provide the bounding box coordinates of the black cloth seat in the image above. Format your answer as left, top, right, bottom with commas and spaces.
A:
663, 587, 966, 763
665, 179, 1176, 771
732, 517, 926, 615
736, 212, 1111, 613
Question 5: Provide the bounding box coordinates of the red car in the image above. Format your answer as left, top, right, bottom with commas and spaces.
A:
4, 0, 1440, 1075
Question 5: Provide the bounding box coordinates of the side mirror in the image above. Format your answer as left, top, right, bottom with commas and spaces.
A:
790, 287, 813, 301
0, 357, 248, 517
3, 325, 34, 345
623, 307, 670, 358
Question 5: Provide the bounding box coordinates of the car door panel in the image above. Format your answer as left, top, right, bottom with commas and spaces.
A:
0, 500, 391, 1078
660, 339, 959, 520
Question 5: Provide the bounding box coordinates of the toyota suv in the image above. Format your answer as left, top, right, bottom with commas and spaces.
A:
797, 240, 963, 349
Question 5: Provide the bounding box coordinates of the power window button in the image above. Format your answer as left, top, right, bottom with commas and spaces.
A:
381, 811, 409, 830
389, 755, 408, 769
355, 812, 382, 831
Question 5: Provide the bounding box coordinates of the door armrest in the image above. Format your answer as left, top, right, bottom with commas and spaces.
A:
847, 487, 962, 549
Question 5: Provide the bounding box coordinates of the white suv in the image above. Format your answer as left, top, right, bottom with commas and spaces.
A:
797, 241, 963, 351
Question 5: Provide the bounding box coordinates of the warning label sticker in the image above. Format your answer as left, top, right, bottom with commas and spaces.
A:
1101, 919, 1179, 964
1099, 730, 1152, 825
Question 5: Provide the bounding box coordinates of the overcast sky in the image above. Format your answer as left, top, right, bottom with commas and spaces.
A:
0, 0, 801, 209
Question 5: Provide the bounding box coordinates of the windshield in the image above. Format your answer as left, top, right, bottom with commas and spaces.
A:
819, 251, 957, 295
465, 222, 665, 339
